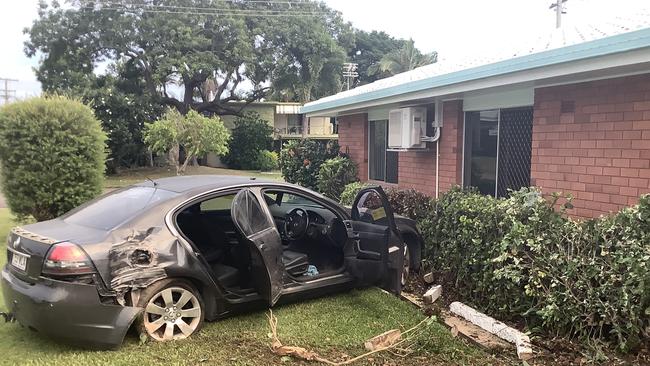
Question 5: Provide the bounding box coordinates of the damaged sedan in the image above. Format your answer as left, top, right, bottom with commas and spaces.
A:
2, 176, 423, 348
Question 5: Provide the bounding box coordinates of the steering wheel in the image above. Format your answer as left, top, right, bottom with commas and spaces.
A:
284, 208, 309, 240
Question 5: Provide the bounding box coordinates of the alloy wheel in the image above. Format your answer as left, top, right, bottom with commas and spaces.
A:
143, 287, 202, 341
401, 245, 411, 286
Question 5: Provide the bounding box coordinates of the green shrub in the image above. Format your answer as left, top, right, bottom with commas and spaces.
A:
317, 156, 358, 200
279, 139, 339, 190
385, 188, 434, 221
503, 192, 650, 352
222, 112, 273, 170
0, 96, 107, 221
419, 187, 650, 353
339, 182, 371, 206
253, 150, 278, 171
144, 109, 229, 175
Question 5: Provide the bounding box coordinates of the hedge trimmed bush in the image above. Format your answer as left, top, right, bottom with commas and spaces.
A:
279, 139, 339, 190
384, 188, 434, 222
222, 112, 273, 170
0, 97, 107, 221
340, 182, 433, 221
418, 187, 650, 352
340, 182, 371, 206
254, 150, 279, 171
317, 156, 358, 200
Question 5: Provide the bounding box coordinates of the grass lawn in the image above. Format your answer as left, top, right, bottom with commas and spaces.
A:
0, 208, 496, 365
104, 166, 283, 189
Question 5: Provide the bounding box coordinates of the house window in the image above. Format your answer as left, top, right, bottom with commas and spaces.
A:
368, 120, 398, 183
463, 107, 533, 197
287, 114, 302, 135
330, 117, 338, 134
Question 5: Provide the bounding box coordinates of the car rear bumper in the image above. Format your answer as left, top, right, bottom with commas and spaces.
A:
1, 265, 141, 349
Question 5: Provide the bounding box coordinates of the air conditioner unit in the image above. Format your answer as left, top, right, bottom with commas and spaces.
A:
388, 107, 427, 149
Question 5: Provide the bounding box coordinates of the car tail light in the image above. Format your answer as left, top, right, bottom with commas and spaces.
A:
42, 242, 95, 276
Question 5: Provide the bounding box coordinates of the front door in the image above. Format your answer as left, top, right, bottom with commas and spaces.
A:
231, 189, 283, 305
344, 186, 404, 294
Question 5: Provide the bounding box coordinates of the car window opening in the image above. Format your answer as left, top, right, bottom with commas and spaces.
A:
176, 192, 259, 295
175, 189, 349, 295
263, 190, 347, 280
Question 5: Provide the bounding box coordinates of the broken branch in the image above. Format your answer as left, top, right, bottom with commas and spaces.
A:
267, 310, 433, 365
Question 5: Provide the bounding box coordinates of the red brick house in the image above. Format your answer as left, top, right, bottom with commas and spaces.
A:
303, 25, 650, 218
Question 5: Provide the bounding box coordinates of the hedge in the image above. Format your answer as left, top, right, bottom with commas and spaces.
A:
279, 139, 339, 190
340, 182, 649, 352
418, 187, 649, 353
317, 156, 358, 200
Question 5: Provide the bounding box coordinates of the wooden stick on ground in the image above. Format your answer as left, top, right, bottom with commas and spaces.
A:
267, 310, 432, 365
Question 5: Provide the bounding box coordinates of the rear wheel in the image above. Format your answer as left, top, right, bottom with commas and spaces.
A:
137, 279, 204, 341
402, 235, 422, 286
401, 245, 411, 286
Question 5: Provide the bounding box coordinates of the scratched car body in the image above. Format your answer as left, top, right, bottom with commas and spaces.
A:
1, 175, 423, 348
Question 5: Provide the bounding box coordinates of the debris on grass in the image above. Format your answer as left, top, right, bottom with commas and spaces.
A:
400, 292, 425, 309
443, 314, 511, 351
449, 302, 533, 360
363, 329, 401, 351
423, 285, 442, 304
267, 310, 435, 365
423, 272, 434, 284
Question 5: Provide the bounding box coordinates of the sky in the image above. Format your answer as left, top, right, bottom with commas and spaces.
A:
0, 0, 647, 100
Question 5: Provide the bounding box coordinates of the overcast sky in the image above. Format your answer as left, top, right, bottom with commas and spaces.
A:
1, 0, 647, 100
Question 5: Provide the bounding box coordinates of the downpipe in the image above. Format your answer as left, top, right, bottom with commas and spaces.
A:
421, 126, 442, 198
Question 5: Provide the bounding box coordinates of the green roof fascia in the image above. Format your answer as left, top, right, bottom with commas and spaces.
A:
302, 27, 650, 114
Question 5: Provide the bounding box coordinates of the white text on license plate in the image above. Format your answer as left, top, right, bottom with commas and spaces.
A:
11, 252, 27, 271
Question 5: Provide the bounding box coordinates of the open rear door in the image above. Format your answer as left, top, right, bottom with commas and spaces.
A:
231, 189, 283, 305
344, 186, 404, 295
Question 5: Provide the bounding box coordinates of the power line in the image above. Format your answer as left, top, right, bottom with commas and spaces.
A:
74, 0, 330, 17
342, 63, 358, 90
77, 5, 328, 17
549, 0, 568, 28
0, 78, 17, 105
81, 0, 319, 10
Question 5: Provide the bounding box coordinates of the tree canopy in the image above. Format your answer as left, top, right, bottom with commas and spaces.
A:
347, 30, 408, 86
370, 39, 438, 76
143, 109, 229, 175
26, 0, 356, 111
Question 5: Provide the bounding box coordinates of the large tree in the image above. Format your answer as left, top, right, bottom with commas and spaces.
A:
26, 0, 352, 113
347, 30, 407, 86
370, 39, 438, 77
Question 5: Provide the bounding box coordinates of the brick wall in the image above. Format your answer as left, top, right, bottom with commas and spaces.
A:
337, 101, 465, 196
337, 113, 369, 181
532, 74, 650, 218
397, 100, 465, 195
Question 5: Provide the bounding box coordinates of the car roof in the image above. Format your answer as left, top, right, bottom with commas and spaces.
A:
135, 175, 279, 193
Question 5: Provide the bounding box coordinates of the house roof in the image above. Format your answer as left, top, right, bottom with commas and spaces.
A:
303, 11, 650, 115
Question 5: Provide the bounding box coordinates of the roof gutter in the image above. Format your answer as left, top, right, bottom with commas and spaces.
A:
303, 27, 650, 115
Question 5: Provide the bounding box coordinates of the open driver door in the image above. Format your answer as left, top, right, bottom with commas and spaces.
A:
344, 186, 404, 295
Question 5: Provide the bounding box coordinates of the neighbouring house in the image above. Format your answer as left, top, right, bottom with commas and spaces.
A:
205, 101, 338, 167
303, 21, 650, 218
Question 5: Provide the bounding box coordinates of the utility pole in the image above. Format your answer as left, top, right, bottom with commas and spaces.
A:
0, 78, 18, 105
342, 63, 358, 90
549, 0, 567, 28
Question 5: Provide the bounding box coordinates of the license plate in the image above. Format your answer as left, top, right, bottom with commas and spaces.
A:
11, 252, 27, 271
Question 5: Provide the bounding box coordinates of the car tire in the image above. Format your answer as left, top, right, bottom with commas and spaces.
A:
136, 279, 205, 342
402, 235, 422, 286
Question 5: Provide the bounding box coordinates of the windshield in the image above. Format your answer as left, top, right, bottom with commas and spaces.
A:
63, 186, 178, 230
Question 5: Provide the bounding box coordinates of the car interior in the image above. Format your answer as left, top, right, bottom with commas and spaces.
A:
175, 189, 348, 294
